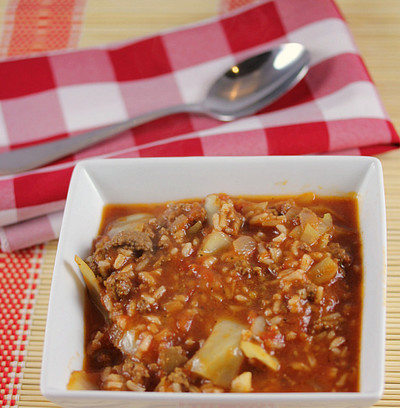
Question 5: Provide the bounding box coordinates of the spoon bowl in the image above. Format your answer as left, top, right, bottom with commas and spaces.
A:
203, 43, 310, 120
0, 43, 310, 175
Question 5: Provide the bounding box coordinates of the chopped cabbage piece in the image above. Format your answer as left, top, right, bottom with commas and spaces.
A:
231, 371, 252, 392
317, 213, 333, 235
307, 256, 338, 285
159, 346, 188, 373
190, 319, 246, 387
75, 255, 107, 319
299, 208, 319, 229
240, 341, 280, 371
300, 223, 320, 245
233, 236, 256, 257
106, 213, 152, 238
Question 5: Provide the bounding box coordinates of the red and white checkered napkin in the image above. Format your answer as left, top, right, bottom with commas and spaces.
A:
0, 0, 398, 252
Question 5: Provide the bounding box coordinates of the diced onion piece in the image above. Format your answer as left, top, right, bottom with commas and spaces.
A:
299, 208, 319, 229
205, 194, 221, 226
251, 316, 266, 336
240, 341, 280, 371
231, 371, 252, 392
285, 206, 301, 221
233, 236, 256, 257
289, 225, 302, 239
307, 257, 338, 285
318, 213, 333, 235
67, 371, 98, 390
119, 329, 139, 356
300, 224, 320, 245
190, 319, 246, 387
199, 231, 232, 255
75, 255, 107, 319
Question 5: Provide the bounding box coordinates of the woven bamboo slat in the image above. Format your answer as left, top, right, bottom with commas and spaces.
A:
15, 0, 400, 407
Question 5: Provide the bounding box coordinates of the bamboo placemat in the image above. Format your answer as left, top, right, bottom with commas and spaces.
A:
13, 0, 400, 407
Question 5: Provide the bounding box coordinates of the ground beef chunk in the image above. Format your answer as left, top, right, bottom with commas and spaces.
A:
155, 367, 197, 392
162, 203, 206, 233
214, 202, 244, 235
86, 330, 123, 370
106, 230, 153, 253
85, 229, 154, 278
85, 254, 100, 275
328, 242, 352, 265
104, 269, 137, 301
101, 360, 150, 391
273, 199, 296, 215
122, 360, 150, 387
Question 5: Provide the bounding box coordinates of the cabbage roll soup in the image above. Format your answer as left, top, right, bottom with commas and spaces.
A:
69, 193, 363, 393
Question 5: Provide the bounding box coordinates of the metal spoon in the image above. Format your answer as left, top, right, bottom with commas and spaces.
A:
0, 43, 310, 175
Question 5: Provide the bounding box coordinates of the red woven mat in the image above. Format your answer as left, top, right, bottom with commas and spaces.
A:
0, 247, 44, 407
0, 0, 86, 405
0, 0, 85, 57
0, 0, 397, 406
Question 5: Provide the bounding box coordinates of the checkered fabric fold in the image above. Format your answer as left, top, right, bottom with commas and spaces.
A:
0, 0, 398, 251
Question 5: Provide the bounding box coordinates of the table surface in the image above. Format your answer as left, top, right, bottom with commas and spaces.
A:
8, 0, 400, 406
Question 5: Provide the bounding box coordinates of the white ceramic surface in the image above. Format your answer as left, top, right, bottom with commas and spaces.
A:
41, 156, 386, 408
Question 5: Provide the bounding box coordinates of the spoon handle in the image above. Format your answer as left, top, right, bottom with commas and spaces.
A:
0, 102, 202, 176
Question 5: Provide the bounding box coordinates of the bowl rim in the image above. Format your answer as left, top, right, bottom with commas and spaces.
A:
41, 155, 386, 406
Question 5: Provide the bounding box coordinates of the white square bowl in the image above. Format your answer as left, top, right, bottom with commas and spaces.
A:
41, 156, 386, 408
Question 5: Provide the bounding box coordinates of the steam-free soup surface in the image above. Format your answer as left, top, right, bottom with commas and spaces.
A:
69, 193, 362, 393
